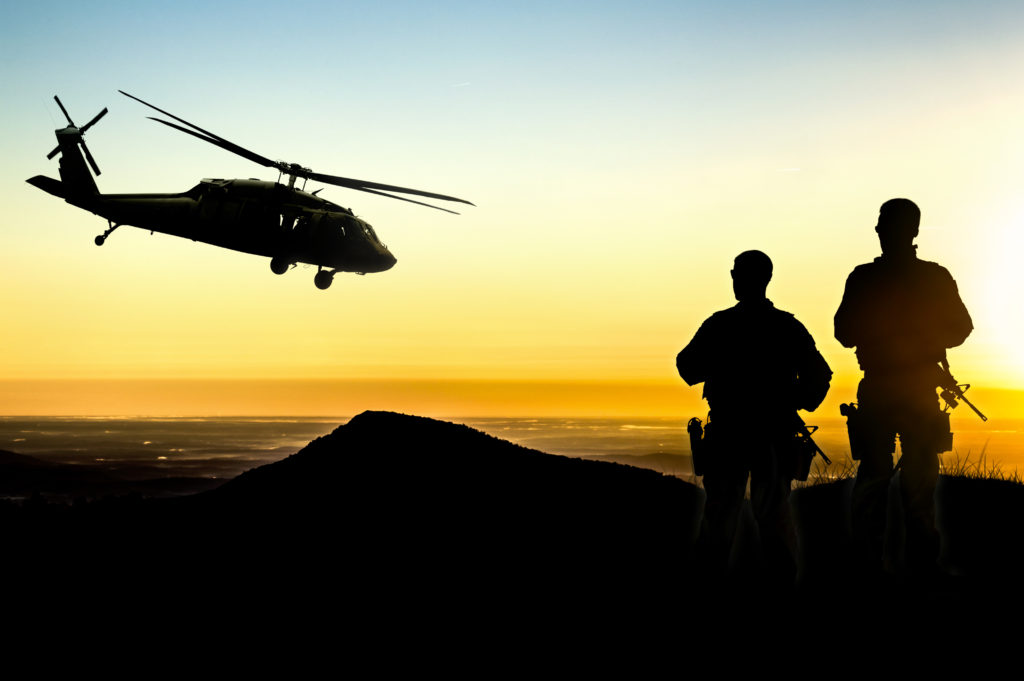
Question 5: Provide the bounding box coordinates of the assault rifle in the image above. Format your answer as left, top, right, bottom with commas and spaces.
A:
792, 412, 830, 478
937, 360, 987, 422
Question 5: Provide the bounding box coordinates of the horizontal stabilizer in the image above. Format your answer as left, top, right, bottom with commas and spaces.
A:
26, 175, 66, 199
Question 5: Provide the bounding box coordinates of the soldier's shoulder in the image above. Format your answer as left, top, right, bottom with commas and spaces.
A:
846, 257, 953, 280
914, 257, 954, 274
756, 304, 816, 347
909, 258, 960, 288
694, 309, 728, 334
771, 306, 812, 334
707, 305, 741, 321
838, 262, 878, 288
847, 261, 879, 277
699, 304, 761, 331
689, 308, 732, 334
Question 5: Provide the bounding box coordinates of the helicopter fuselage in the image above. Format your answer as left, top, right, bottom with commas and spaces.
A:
51, 178, 397, 274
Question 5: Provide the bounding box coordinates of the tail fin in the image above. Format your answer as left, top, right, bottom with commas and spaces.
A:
26, 174, 67, 199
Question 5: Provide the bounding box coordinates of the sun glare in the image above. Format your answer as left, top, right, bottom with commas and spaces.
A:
979, 212, 1024, 384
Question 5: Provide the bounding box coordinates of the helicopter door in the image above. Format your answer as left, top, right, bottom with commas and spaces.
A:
199, 195, 242, 226
239, 200, 276, 229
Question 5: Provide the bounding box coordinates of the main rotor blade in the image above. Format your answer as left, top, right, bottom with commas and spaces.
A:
305, 170, 475, 206
53, 96, 74, 126
79, 107, 108, 134
350, 186, 461, 214
121, 90, 280, 170
80, 140, 101, 176
146, 116, 278, 169
121, 89, 474, 212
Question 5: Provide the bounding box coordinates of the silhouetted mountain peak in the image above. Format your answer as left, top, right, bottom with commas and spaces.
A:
344, 410, 523, 448
185, 410, 703, 596
207, 411, 701, 529
329, 409, 546, 463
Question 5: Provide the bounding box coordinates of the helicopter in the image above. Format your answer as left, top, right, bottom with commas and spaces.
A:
26, 92, 473, 289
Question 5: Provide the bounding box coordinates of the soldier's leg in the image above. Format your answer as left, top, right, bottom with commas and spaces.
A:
897, 419, 942, 573
749, 448, 797, 584
699, 461, 748, 575
850, 382, 897, 572
851, 447, 893, 567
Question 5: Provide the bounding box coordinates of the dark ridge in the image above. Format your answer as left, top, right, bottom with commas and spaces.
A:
177, 411, 705, 593
0, 449, 55, 467
0, 447, 119, 497
0, 447, 220, 500
1, 411, 707, 629
936, 475, 1024, 577
3, 410, 1023, 635
579, 451, 692, 477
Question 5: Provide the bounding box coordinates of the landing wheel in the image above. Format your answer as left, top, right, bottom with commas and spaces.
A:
95, 221, 120, 246
270, 256, 290, 275
314, 271, 334, 290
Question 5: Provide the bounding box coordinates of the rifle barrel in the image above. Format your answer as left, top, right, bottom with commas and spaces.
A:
811, 438, 832, 465
960, 394, 988, 422
795, 417, 831, 465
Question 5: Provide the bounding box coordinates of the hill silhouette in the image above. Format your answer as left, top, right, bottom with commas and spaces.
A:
175, 411, 705, 607
2, 410, 1022, 634
1, 411, 705, 628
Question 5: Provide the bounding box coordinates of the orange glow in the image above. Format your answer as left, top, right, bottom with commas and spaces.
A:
0, 378, 708, 418
6, 378, 1020, 421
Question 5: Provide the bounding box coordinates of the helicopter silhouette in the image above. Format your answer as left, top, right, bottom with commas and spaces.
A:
27, 92, 473, 289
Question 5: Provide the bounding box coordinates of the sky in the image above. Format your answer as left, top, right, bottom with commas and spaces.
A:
2, 1, 1024, 418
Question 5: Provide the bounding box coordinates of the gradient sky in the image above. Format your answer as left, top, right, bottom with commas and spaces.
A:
3, 1, 1024, 417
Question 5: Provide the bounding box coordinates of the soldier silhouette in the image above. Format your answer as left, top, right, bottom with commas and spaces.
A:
678, 250, 832, 584
835, 198, 973, 577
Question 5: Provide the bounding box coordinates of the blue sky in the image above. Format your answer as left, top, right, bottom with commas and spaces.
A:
4, 1, 1024, 415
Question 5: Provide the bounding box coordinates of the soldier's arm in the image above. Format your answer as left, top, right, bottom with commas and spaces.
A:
793, 321, 833, 412
936, 267, 973, 349
676, 320, 713, 386
834, 270, 864, 349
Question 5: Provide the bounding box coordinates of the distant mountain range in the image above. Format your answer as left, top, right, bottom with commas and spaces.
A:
0, 446, 223, 499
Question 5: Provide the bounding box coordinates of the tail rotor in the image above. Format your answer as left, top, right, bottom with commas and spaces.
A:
47, 95, 108, 176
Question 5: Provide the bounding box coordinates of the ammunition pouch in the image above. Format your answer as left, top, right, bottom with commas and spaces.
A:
840, 402, 873, 461
687, 417, 709, 476
841, 402, 954, 460
690, 415, 821, 481
930, 410, 953, 454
